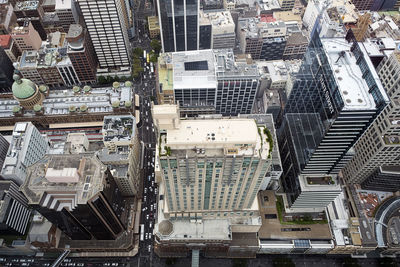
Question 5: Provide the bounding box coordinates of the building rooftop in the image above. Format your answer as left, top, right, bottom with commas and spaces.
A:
102, 115, 135, 143
21, 154, 106, 205
0, 34, 11, 48
147, 16, 159, 30
321, 38, 387, 110
14, 1, 40, 11
0, 82, 133, 118
299, 174, 341, 192
215, 49, 259, 78
172, 50, 216, 89
55, 0, 72, 10
202, 11, 235, 31
160, 117, 270, 158
258, 191, 332, 240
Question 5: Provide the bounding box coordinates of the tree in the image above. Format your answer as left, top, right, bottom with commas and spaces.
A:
273, 257, 295, 267
133, 47, 144, 57
97, 75, 106, 84
150, 39, 162, 54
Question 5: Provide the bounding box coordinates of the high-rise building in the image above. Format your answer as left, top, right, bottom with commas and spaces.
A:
342, 51, 400, 191
0, 2, 17, 35
54, 0, 78, 32
278, 33, 389, 210
156, 49, 259, 116
237, 18, 286, 60
14, 0, 47, 40
0, 34, 21, 63
153, 105, 278, 257
0, 181, 31, 235
21, 154, 127, 240
199, 11, 236, 50
66, 24, 98, 84
10, 21, 42, 52
76, 0, 131, 72
157, 0, 199, 52
1, 122, 49, 186
100, 115, 141, 196
0, 36, 15, 92
0, 134, 9, 170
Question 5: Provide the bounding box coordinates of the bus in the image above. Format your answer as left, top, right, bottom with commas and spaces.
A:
150, 62, 154, 73
146, 53, 150, 63
143, 50, 147, 61
140, 224, 145, 241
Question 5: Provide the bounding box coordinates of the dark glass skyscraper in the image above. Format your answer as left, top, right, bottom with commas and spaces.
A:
157, 0, 199, 52
278, 32, 389, 208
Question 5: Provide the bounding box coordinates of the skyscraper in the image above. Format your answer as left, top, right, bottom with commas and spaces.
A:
21, 154, 127, 240
157, 0, 199, 52
0, 181, 31, 235
278, 33, 389, 209
77, 0, 131, 71
152, 105, 278, 257
1, 122, 49, 186
342, 51, 400, 191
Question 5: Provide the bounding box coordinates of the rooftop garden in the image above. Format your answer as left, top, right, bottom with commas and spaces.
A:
307, 176, 335, 185
276, 195, 328, 225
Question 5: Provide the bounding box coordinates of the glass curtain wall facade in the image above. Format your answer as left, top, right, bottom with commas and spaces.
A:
278, 32, 388, 207
158, 0, 199, 52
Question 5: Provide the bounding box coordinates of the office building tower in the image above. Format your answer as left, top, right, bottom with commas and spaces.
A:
283, 32, 308, 60
0, 34, 21, 63
54, 0, 78, 32
10, 21, 42, 52
279, 0, 295, 10
237, 18, 286, 60
0, 2, 17, 35
148, 16, 160, 39
157, 0, 199, 52
199, 11, 235, 50
0, 36, 15, 92
0, 134, 9, 170
100, 115, 141, 196
56, 56, 80, 86
156, 49, 259, 116
77, 0, 131, 72
1, 122, 49, 186
153, 105, 278, 257
66, 24, 97, 84
342, 51, 400, 191
278, 33, 389, 210
14, 0, 47, 40
0, 181, 31, 235
21, 154, 127, 240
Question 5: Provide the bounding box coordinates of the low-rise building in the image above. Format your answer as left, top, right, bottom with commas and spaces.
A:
147, 16, 160, 39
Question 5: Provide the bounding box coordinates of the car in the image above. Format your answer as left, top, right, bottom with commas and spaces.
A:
152, 181, 154, 186
142, 207, 147, 211
77, 264, 84, 267
146, 214, 149, 220
154, 203, 157, 210
155, 188, 157, 194
147, 162, 150, 167
146, 126, 149, 131
112, 263, 119, 266
148, 245, 151, 252
150, 204, 153, 211
152, 128, 154, 133
149, 222, 153, 228
145, 233, 148, 239
152, 173, 154, 177
144, 196, 147, 202
144, 188, 147, 193
143, 75, 146, 79
152, 157, 155, 163
148, 176, 151, 181
149, 187, 153, 192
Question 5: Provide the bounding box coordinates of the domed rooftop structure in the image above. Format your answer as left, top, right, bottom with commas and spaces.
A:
12, 74, 37, 99
158, 220, 173, 236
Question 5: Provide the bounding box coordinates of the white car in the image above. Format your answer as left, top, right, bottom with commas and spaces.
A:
142, 207, 147, 211
150, 204, 153, 211
155, 188, 157, 194
148, 245, 151, 252
152, 181, 154, 186
146, 126, 149, 131
152, 173, 154, 177
144, 188, 147, 194
144, 196, 147, 202
146, 214, 149, 220
149, 222, 153, 228
147, 162, 150, 167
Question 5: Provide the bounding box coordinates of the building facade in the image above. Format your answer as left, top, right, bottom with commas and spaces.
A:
66, 24, 98, 84
77, 0, 131, 71
157, 0, 199, 52
1, 122, 49, 186
0, 37, 15, 92
0, 134, 9, 170
278, 33, 388, 209
0, 181, 31, 235
10, 21, 42, 52
54, 0, 78, 32
14, 0, 47, 40
0, 34, 21, 63
21, 154, 127, 240
342, 51, 400, 190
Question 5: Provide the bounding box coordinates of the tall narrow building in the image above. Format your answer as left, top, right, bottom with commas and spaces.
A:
157, 0, 199, 52
152, 105, 280, 257
278, 33, 389, 210
76, 0, 131, 72
342, 51, 400, 191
